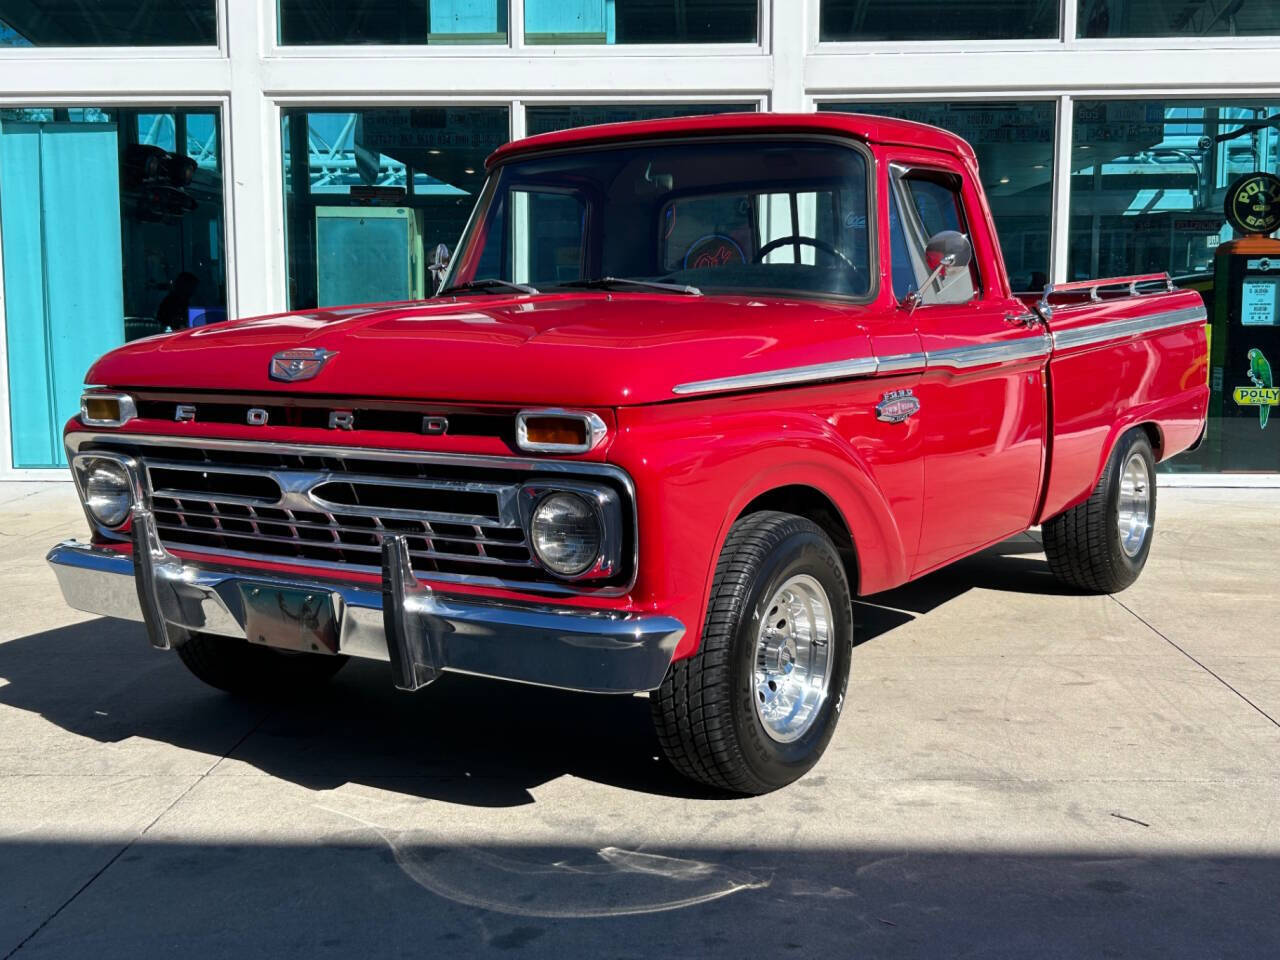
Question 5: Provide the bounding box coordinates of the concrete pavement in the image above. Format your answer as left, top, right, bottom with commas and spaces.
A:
1, 483, 1277, 957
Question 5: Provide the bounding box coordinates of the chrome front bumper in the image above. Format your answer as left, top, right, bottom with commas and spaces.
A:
46, 507, 684, 694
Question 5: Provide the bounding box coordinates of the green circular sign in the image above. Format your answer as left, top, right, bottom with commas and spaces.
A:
1225, 172, 1280, 235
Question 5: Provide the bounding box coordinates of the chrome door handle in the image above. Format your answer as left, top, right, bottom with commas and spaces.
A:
1004, 311, 1041, 328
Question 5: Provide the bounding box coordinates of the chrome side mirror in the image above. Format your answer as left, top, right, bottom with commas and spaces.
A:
428, 243, 451, 291
901, 231, 973, 313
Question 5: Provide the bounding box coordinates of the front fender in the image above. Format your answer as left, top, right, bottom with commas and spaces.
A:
612, 383, 923, 660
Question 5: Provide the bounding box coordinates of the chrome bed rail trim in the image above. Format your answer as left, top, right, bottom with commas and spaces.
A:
1050, 305, 1207, 352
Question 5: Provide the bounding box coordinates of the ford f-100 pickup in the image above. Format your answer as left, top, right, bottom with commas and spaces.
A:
49, 113, 1209, 793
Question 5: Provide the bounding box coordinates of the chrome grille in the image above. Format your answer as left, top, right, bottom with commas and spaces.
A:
72, 435, 636, 592
140, 454, 538, 579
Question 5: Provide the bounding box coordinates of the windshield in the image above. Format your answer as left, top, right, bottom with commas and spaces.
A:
441, 138, 873, 300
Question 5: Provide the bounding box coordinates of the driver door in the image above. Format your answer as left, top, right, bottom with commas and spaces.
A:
886, 156, 1048, 576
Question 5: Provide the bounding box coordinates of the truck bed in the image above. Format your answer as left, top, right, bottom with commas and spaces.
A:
1026, 275, 1209, 522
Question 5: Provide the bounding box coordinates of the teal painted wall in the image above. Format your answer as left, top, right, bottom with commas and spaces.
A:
1, 121, 124, 467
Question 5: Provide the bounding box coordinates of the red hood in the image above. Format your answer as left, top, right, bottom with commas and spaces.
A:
87, 293, 875, 407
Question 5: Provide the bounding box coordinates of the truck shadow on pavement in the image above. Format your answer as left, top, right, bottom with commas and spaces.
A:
3, 835, 1278, 959
854, 531, 1072, 643
1, 534, 1070, 807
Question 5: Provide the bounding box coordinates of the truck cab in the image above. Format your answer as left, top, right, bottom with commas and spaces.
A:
49, 113, 1209, 793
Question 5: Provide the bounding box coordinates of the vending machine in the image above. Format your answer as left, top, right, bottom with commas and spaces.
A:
1205, 174, 1280, 472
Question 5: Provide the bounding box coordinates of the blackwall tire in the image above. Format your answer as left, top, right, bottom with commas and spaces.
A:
650, 511, 853, 794
174, 632, 348, 697
1042, 429, 1157, 594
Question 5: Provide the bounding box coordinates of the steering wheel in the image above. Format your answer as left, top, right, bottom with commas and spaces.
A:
753, 235, 856, 269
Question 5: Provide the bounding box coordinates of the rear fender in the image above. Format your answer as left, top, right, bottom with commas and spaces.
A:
1041, 393, 1206, 524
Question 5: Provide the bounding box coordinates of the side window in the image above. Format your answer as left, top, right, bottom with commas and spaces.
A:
891, 169, 979, 306
888, 188, 915, 301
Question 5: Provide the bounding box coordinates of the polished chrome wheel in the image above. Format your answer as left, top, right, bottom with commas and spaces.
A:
753, 574, 833, 743
1117, 451, 1152, 558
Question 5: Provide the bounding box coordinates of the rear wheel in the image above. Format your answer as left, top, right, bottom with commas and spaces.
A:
1042, 428, 1156, 593
650, 511, 853, 794
175, 632, 348, 697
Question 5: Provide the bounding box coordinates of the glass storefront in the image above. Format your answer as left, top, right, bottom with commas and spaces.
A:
278, 0, 506, 45
524, 1, 756, 44
0, 2, 216, 46
1069, 100, 1278, 282
820, 0, 1056, 41
0, 106, 226, 467
2, 3, 1277, 476
1079, 1, 1280, 39
1071, 99, 1280, 473
525, 102, 751, 136
826, 102, 1056, 293
281, 106, 508, 309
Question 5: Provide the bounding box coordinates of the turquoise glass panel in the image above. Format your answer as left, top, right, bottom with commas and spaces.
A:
0, 124, 51, 465
1, 122, 123, 467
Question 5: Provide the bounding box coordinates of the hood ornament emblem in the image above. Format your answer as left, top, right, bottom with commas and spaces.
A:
270, 348, 336, 382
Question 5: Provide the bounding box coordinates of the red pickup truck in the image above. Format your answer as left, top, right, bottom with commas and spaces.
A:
49, 113, 1208, 794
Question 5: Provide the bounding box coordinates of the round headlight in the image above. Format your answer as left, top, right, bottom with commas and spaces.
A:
82, 459, 133, 528
530, 493, 602, 577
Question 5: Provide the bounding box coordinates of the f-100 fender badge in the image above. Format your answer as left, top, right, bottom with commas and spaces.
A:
876, 388, 920, 423
270, 347, 336, 382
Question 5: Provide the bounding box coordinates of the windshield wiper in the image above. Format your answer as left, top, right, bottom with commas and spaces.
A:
557, 277, 702, 296
440, 278, 540, 296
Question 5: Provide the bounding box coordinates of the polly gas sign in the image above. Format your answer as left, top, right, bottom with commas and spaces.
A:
1233, 348, 1276, 429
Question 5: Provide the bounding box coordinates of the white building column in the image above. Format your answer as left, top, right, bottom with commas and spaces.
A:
225, 0, 282, 319
770, 0, 808, 112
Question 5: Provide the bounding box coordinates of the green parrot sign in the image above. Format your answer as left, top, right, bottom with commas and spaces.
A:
1234, 348, 1277, 429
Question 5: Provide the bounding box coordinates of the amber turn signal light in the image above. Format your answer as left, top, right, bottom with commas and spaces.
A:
524, 417, 587, 446
515, 410, 607, 454
80, 392, 137, 428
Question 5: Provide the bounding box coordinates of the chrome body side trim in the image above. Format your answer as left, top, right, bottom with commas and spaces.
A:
925, 334, 1051, 371
1050, 306, 1207, 352
672, 356, 881, 396
874, 353, 927, 375
669, 302, 1203, 397
669, 334, 1055, 396
47, 522, 685, 695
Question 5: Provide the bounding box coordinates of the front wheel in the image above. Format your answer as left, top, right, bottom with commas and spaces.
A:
1042, 428, 1157, 593
650, 511, 853, 794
